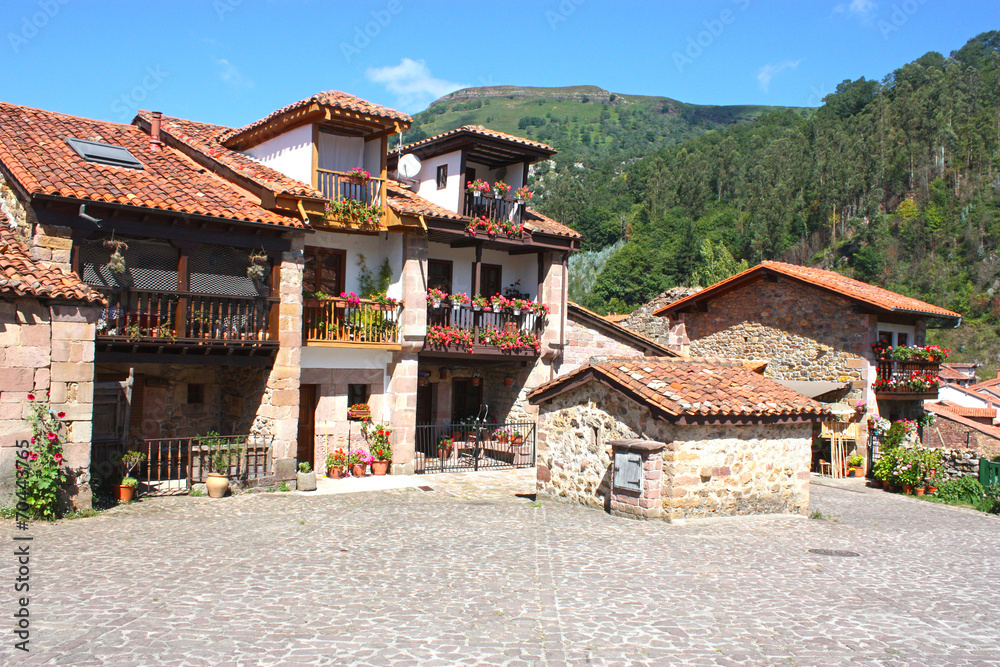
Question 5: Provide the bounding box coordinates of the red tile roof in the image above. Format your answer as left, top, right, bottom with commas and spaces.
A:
925, 402, 1000, 440
940, 382, 1000, 408
0, 224, 102, 303
136, 111, 322, 199
938, 366, 973, 382
385, 181, 464, 221
971, 376, 1000, 392
567, 302, 680, 358
529, 358, 829, 422
400, 125, 555, 155
937, 404, 996, 419
523, 208, 581, 239
0, 103, 302, 228
219, 91, 410, 147
653, 260, 961, 321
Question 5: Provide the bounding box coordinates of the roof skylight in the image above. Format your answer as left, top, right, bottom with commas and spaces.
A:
65, 137, 143, 169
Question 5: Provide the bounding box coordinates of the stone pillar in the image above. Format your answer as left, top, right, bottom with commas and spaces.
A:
253, 236, 303, 466
49, 304, 99, 510
608, 439, 665, 521
388, 232, 427, 474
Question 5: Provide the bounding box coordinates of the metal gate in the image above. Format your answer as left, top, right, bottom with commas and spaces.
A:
137, 434, 271, 496
90, 375, 133, 490
414, 420, 535, 474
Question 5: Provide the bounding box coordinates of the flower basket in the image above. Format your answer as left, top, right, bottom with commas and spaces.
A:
348, 404, 371, 421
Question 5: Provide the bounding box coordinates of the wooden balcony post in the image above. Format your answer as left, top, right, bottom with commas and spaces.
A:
268, 258, 281, 341
174, 244, 191, 338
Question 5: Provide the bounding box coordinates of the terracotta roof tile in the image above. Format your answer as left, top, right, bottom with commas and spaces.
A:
930, 403, 996, 419
401, 125, 555, 155
938, 366, 972, 382
0, 103, 302, 228
523, 208, 581, 239
136, 111, 323, 199
529, 358, 829, 421
0, 223, 102, 303
385, 181, 464, 221
971, 376, 1000, 391
925, 402, 1000, 439
654, 260, 961, 320
219, 91, 410, 146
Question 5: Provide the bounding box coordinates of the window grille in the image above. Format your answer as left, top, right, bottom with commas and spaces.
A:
189, 245, 269, 297
80, 239, 178, 291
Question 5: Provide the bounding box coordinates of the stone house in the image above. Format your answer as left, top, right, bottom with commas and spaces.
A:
938, 363, 980, 387
0, 93, 582, 496
0, 224, 104, 507
923, 402, 1000, 479
556, 302, 678, 374
528, 358, 830, 521
652, 261, 962, 438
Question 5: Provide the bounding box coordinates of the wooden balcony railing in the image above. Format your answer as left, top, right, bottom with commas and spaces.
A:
95, 288, 276, 344
303, 298, 402, 347
315, 169, 387, 229
873, 358, 942, 398
464, 192, 523, 226
424, 303, 543, 356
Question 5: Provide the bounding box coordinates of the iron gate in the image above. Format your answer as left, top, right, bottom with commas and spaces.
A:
414, 421, 535, 474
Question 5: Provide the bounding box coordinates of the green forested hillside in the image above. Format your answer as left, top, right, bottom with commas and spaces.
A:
554, 32, 1000, 370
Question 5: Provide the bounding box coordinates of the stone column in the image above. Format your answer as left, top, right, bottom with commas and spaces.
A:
608, 439, 666, 521
388, 232, 427, 474
253, 236, 303, 467
49, 303, 99, 510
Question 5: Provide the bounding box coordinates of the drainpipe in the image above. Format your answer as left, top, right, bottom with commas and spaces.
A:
149, 111, 163, 152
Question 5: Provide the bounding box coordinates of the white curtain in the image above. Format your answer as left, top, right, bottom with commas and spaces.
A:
318, 132, 364, 173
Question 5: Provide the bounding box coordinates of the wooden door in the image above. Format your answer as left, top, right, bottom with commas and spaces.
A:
417, 382, 433, 425
297, 384, 317, 468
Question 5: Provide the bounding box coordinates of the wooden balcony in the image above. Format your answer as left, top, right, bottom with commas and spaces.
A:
464, 192, 523, 228
314, 169, 387, 231
303, 298, 402, 349
95, 288, 278, 363
873, 358, 942, 400
422, 303, 543, 358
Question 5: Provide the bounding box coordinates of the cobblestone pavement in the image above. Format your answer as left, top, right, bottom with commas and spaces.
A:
3, 474, 999, 666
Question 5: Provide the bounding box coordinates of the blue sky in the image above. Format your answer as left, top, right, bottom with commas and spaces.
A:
1, 0, 995, 127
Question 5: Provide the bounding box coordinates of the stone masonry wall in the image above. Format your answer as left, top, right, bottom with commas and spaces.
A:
680, 277, 877, 405
536, 382, 812, 520
925, 414, 1000, 474
301, 367, 385, 466
0, 300, 99, 509
557, 314, 650, 375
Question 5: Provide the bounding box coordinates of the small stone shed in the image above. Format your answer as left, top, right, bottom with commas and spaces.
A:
528, 358, 830, 520
557, 301, 679, 375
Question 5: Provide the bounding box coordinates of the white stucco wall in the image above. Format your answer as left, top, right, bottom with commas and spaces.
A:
244, 124, 313, 186
427, 241, 539, 299
415, 150, 462, 212
937, 384, 1000, 417
309, 230, 404, 301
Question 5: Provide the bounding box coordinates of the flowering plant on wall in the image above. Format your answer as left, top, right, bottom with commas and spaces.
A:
479, 327, 541, 352
363, 421, 392, 461
427, 287, 448, 304
471, 294, 490, 310
426, 325, 476, 353
493, 181, 512, 198
370, 292, 399, 306
465, 215, 523, 238
872, 372, 940, 393
324, 198, 381, 229
449, 292, 470, 306
18, 395, 68, 520
347, 167, 372, 183
514, 185, 533, 201
466, 179, 490, 195
872, 343, 949, 363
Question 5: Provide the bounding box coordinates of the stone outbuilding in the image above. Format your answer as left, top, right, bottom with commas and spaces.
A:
528, 358, 830, 521
556, 301, 679, 375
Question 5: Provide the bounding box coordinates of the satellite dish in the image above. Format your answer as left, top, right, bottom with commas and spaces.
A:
398, 153, 422, 179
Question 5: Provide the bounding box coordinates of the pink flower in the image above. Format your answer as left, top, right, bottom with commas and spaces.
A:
53, 453, 63, 463
27, 394, 35, 401
30, 436, 35, 444
28, 452, 38, 461
47, 432, 56, 442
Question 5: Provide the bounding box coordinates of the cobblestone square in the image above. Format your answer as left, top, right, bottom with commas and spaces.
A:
3, 473, 999, 666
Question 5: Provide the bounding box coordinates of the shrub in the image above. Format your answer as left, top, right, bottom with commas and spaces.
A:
936, 476, 985, 505
18, 396, 68, 520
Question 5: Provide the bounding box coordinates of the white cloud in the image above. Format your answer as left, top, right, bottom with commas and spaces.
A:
756, 60, 802, 93
834, 0, 877, 22
365, 58, 465, 110
214, 58, 254, 91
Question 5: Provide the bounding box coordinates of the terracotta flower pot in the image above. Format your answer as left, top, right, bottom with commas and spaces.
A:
914, 487, 925, 496
328, 466, 346, 479
205, 473, 229, 498
902, 484, 913, 495
351, 463, 367, 478
118, 485, 135, 503
925, 485, 938, 494
503, 377, 513, 386
371, 460, 390, 476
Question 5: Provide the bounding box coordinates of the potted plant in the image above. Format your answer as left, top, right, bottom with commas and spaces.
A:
438, 437, 454, 460
450, 292, 470, 309
847, 454, 864, 477
347, 449, 372, 477
471, 373, 481, 386
466, 179, 490, 197
493, 426, 510, 445
326, 449, 348, 478
119, 450, 146, 503
247, 251, 268, 281
202, 432, 239, 498
493, 181, 512, 198
503, 374, 514, 387
364, 421, 392, 475
427, 287, 448, 308
471, 294, 489, 311
103, 237, 128, 275
346, 167, 372, 184
348, 402, 371, 421
510, 429, 524, 447
297, 461, 317, 491
514, 185, 533, 203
